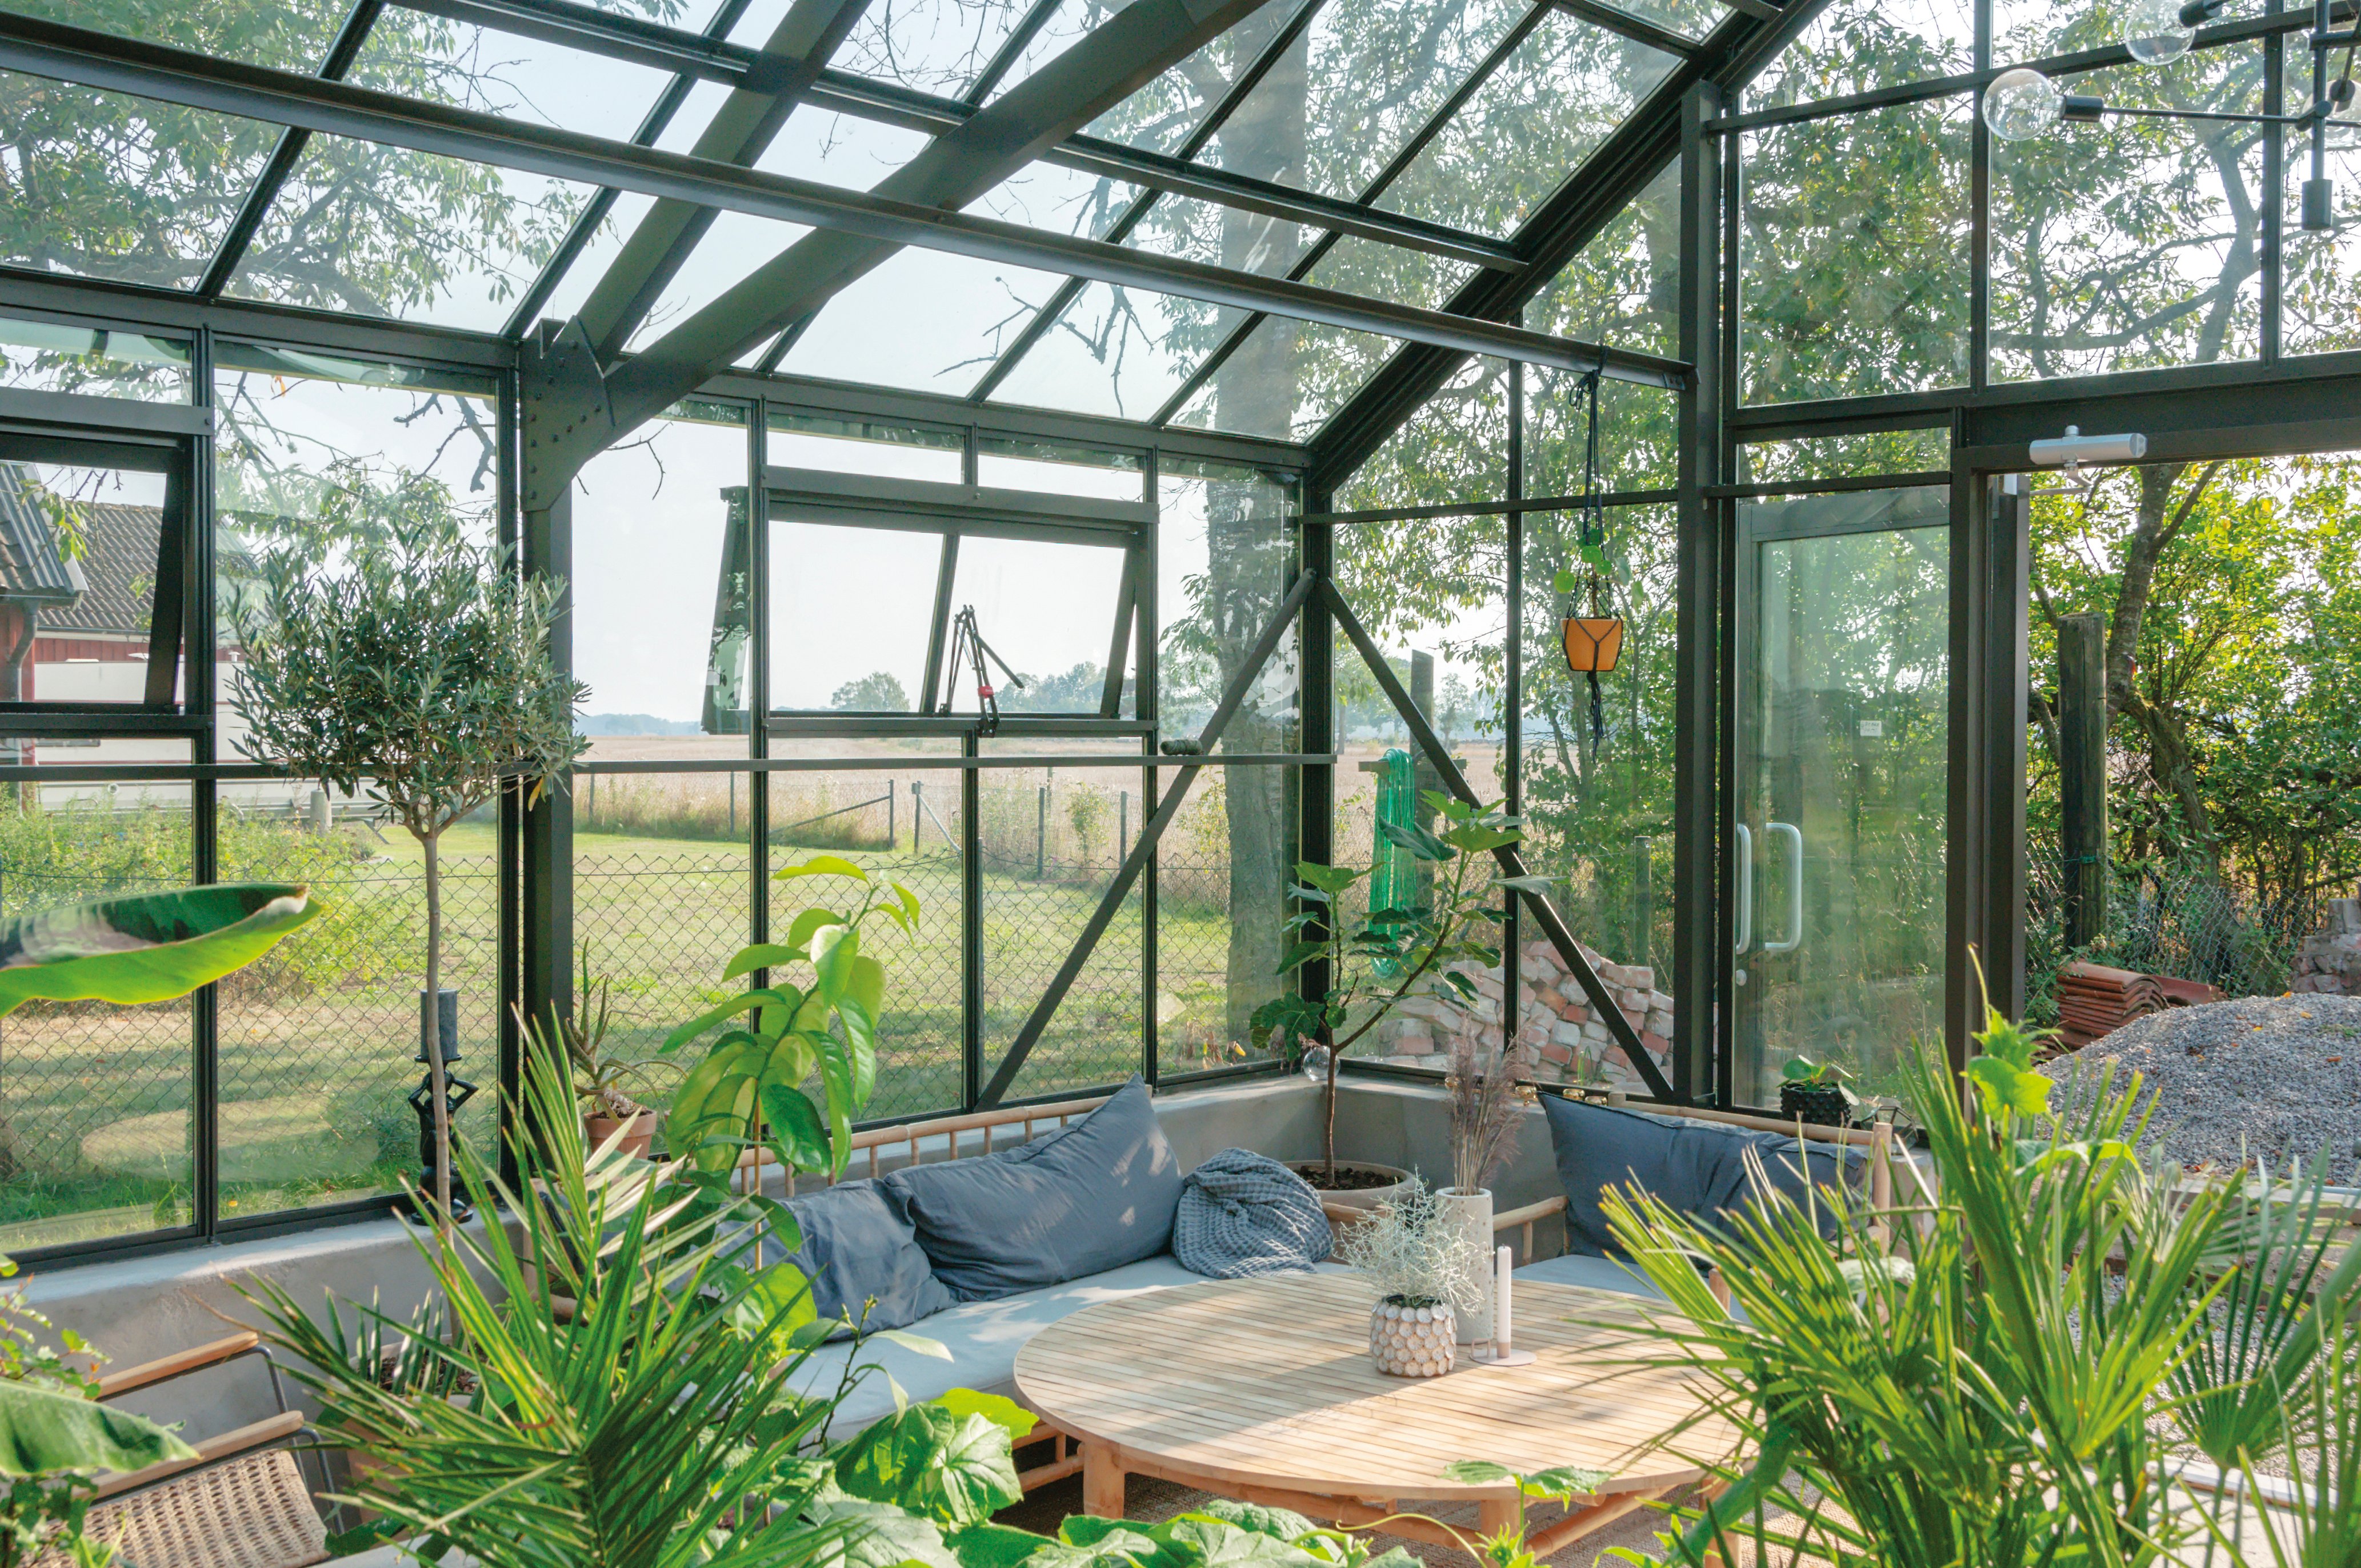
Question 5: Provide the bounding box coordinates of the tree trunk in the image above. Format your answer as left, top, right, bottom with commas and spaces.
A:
1323, 1022, 1338, 1184
421, 825, 452, 1233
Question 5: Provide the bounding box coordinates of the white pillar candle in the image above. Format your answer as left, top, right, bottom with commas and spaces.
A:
1495, 1244, 1513, 1350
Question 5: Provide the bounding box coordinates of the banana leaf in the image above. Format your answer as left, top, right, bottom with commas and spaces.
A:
0, 884, 324, 1017
0, 1378, 196, 1478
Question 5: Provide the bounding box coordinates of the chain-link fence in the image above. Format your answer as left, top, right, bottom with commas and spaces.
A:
2026, 843, 2328, 1026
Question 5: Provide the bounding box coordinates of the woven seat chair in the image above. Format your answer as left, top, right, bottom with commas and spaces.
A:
33, 1331, 330, 1568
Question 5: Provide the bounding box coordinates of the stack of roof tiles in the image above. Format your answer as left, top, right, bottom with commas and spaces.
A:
2053, 961, 2224, 1053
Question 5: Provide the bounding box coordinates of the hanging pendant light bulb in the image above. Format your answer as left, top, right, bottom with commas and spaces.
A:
2122, 0, 2195, 64
1986, 67, 2066, 141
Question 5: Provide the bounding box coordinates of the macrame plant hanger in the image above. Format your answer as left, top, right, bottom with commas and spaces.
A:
1556, 369, 1622, 754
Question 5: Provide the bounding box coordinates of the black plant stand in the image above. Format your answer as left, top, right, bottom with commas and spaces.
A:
409, 987, 476, 1221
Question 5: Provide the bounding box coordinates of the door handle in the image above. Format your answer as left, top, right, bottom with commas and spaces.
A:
1762, 821, 1803, 955
1732, 822, 1752, 956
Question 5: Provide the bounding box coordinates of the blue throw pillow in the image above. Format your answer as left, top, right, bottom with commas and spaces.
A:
1539, 1093, 1864, 1258
882, 1077, 1183, 1301
760, 1178, 957, 1337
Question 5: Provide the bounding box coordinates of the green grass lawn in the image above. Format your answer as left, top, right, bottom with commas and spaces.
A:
0, 818, 1253, 1252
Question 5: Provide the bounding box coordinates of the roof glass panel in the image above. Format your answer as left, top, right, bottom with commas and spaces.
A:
833, 0, 1068, 99
1302, 234, 1472, 308
0, 76, 279, 292
977, 0, 1123, 102
986, 282, 1239, 418
346, 16, 674, 135
1082, 0, 1300, 155
757, 105, 933, 188
619, 212, 817, 354
1208, 0, 1529, 199
779, 247, 1067, 393
7, 0, 350, 68
1169, 315, 1391, 438
225, 135, 594, 330
969, 161, 1138, 239
1599, 0, 1725, 41
1744, 0, 1970, 110
1993, 0, 2109, 63
1376, 11, 1681, 236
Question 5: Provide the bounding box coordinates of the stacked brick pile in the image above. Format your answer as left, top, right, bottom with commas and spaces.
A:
1374, 937, 1674, 1090
2292, 898, 2361, 995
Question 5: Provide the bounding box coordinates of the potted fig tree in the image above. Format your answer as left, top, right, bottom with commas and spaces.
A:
1251, 792, 1541, 1205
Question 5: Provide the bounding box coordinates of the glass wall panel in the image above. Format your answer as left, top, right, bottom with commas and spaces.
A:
768, 745, 967, 1122
1992, 0, 2111, 65
211, 349, 506, 1219
947, 536, 1131, 713
1328, 525, 1508, 1075
0, 458, 165, 706
1745, 0, 1971, 110
1337, 356, 1509, 512
769, 410, 966, 484
0, 778, 193, 1251
1527, 371, 1674, 497
1738, 427, 1951, 484
1515, 505, 1676, 1092
1530, 162, 1680, 361
976, 437, 1145, 501
1741, 98, 1972, 405
769, 521, 942, 713
0, 317, 190, 402
1379, 13, 1683, 237
2279, 137, 2361, 357
574, 401, 753, 739
226, 137, 592, 331
978, 751, 1145, 1100
0, 78, 277, 290
1157, 461, 1297, 1076
1990, 48, 2265, 381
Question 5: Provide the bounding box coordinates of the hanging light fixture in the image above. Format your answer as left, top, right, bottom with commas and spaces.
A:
1982, 0, 2352, 230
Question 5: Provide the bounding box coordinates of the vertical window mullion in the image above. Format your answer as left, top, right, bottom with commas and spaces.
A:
189, 324, 219, 1241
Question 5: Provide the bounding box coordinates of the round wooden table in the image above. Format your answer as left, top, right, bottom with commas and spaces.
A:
1012, 1271, 1734, 1559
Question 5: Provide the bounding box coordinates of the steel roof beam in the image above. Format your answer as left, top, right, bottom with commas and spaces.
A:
383, 0, 1519, 269
572, 0, 873, 362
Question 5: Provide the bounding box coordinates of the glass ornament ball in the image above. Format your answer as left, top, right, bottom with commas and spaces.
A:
1985, 67, 2064, 142
2122, 0, 2194, 64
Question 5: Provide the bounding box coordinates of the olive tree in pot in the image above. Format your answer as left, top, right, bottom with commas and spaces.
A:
1251, 792, 1537, 1202
230, 515, 585, 1230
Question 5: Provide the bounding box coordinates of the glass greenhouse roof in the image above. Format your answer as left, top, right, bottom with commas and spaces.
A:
0, 0, 1762, 446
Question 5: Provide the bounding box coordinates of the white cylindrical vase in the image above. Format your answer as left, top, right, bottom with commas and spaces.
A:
1435, 1186, 1494, 1345
1369, 1301, 1456, 1377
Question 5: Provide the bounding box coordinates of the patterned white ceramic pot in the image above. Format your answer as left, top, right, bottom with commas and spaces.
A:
1368, 1300, 1456, 1377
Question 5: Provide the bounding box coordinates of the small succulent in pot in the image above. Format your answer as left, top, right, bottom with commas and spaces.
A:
517, 946, 662, 1157
1338, 1178, 1481, 1378
1779, 1055, 1858, 1129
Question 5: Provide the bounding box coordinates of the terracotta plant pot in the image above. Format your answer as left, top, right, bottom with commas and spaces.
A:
585, 1109, 658, 1158
1369, 1301, 1456, 1377
1290, 1161, 1412, 1211
1562, 617, 1624, 674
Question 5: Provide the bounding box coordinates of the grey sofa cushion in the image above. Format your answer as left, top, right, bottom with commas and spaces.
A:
1540, 1094, 1863, 1257
765, 1178, 958, 1336
882, 1078, 1183, 1301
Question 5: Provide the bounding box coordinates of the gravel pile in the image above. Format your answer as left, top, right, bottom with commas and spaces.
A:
2040, 993, 2361, 1182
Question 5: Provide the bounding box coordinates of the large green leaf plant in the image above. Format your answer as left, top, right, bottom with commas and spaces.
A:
664, 855, 918, 1183
1249, 794, 1535, 1183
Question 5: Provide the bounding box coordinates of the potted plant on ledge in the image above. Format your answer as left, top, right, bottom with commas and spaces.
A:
1778, 1055, 1858, 1129
1252, 791, 1539, 1205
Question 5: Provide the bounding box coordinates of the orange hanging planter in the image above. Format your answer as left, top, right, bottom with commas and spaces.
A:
1562, 616, 1624, 674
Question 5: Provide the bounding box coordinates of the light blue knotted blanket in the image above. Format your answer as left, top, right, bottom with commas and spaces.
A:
1173, 1147, 1333, 1278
